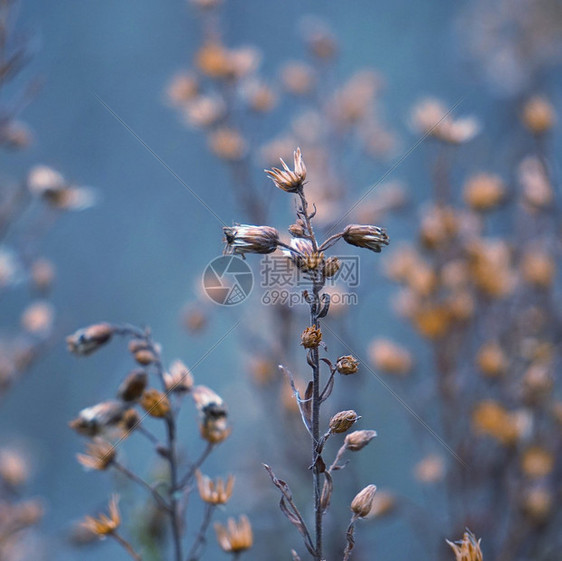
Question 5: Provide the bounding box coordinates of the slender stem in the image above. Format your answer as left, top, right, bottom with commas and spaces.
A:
328, 444, 347, 473
318, 233, 343, 252
178, 442, 214, 490
112, 532, 143, 561
166, 416, 183, 561
113, 462, 170, 512
186, 503, 216, 561
137, 425, 161, 446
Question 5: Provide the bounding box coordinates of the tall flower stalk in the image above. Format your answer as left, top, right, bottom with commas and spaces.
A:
224, 148, 389, 560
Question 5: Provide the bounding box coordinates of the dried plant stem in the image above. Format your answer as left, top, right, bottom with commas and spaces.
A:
113, 461, 169, 512
178, 442, 215, 490
112, 532, 143, 561
186, 503, 216, 561
299, 188, 325, 561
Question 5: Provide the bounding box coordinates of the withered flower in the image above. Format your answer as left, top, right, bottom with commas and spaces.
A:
141, 389, 171, 418
521, 446, 554, 479
476, 342, 507, 378
344, 430, 377, 451
301, 325, 322, 349
0, 448, 29, 487
223, 225, 280, 256
463, 173, 505, 211
446, 529, 483, 561
214, 515, 253, 553
265, 147, 307, 193
342, 224, 389, 253
196, 470, 235, 504
81, 495, 121, 536
77, 438, 116, 471
336, 355, 359, 375
67, 323, 114, 356
164, 359, 194, 393
117, 370, 148, 402
329, 410, 359, 433
414, 454, 445, 483
351, 484, 377, 518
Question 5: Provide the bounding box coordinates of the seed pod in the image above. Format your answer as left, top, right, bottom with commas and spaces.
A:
336, 355, 359, 375
350, 484, 377, 518
344, 430, 377, 451
329, 410, 359, 434
301, 325, 322, 349
117, 370, 148, 401
67, 323, 114, 356
141, 389, 170, 418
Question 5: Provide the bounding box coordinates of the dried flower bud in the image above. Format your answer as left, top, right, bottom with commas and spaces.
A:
446, 530, 483, 561
67, 323, 114, 356
521, 486, 552, 523
77, 438, 116, 471
476, 342, 507, 378
414, 454, 445, 483
134, 349, 156, 365
344, 430, 377, 451
369, 339, 412, 375
265, 148, 307, 193
521, 251, 555, 288
214, 515, 253, 553
342, 224, 389, 253
288, 223, 305, 237
521, 446, 554, 478
31, 258, 55, 292
281, 62, 315, 96
324, 257, 341, 278
164, 359, 194, 393
0, 448, 29, 487
69, 400, 127, 437
121, 409, 141, 433
329, 410, 359, 433
463, 173, 505, 211
200, 420, 231, 444
141, 389, 171, 418
209, 127, 247, 161
21, 301, 54, 336
351, 484, 377, 518
336, 355, 359, 375
301, 325, 322, 348
117, 370, 148, 401
128, 339, 148, 353
224, 224, 279, 256
303, 251, 324, 272
522, 96, 555, 134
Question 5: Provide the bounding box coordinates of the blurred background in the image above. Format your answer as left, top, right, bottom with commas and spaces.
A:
1, 0, 561, 560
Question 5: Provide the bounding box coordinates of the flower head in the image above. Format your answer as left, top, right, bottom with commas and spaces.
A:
214, 515, 253, 553
196, 471, 235, 504
329, 410, 359, 433
81, 495, 121, 536
265, 148, 307, 193
77, 438, 116, 471
342, 224, 389, 253
223, 225, 279, 257
301, 325, 322, 349
336, 355, 359, 375
446, 530, 483, 561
